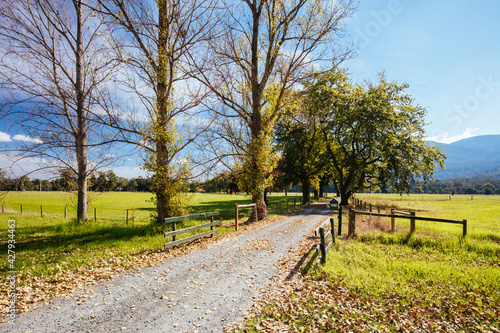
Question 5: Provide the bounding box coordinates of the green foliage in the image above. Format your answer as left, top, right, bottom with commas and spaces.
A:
237, 134, 279, 202
142, 114, 192, 220
303, 69, 445, 204
275, 98, 328, 204
484, 183, 496, 195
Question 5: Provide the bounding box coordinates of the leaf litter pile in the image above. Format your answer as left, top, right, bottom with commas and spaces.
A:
230, 226, 500, 333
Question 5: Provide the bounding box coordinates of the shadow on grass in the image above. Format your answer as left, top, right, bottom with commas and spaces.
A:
134, 207, 156, 212
285, 240, 319, 281
357, 232, 500, 257
14, 221, 167, 255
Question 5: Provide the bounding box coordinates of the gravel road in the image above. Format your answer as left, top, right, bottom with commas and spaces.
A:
4, 204, 330, 333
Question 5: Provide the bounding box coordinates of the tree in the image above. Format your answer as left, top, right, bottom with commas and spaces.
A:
275, 101, 327, 205
0, 0, 122, 221
305, 69, 445, 206
96, 0, 217, 221
197, 0, 356, 219
484, 183, 495, 195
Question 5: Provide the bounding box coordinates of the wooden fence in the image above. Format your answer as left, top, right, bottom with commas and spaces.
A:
234, 203, 257, 231
314, 217, 335, 264
164, 211, 220, 249
349, 208, 467, 237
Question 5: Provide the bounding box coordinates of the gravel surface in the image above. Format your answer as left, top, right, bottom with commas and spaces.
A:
4, 204, 330, 333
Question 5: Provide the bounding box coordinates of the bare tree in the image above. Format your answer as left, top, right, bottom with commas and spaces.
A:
196, 0, 357, 219
96, 0, 218, 221
0, 0, 122, 221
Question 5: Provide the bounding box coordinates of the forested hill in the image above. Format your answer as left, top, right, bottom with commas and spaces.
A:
428, 135, 500, 179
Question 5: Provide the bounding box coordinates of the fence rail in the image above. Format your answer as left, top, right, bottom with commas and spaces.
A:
164, 211, 220, 248
234, 203, 257, 231
350, 209, 467, 237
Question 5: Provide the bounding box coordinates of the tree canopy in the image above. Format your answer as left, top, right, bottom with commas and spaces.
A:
298, 69, 446, 205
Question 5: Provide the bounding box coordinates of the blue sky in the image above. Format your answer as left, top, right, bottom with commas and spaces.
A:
342, 0, 500, 143
1, 0, 499, 179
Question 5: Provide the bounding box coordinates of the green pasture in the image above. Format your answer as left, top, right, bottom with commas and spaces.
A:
0, 191, 305, 225
353, 193, 500, 238
330, 194, 500, 314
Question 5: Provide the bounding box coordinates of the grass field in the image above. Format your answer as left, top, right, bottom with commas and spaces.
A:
239, 194, 500, 332
0, 191, 307, 313
353, 193, 500, 238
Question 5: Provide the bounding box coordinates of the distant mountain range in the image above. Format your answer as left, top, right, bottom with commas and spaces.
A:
427, 135, 500, 179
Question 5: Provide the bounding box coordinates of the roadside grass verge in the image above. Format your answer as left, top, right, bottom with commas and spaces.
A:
238, 233, 500, 333
237, 195, 500, 333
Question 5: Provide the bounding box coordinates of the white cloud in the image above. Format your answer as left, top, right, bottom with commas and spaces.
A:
13, 134, 43, 144
0, 131, 12, 142
426, 128, 479, 144
110, 165, 150, 179
0, 153, 58, 179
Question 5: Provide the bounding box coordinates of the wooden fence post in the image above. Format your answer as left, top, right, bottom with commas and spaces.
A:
64, 204, 68, 219
132, 208, 135, 227
172, 221, 176, 241
40, 205, 43, 217
94, 208, 97, 223
20, 204, 23, 215
235, 203, 238, 231
319, 226, 326, 264
410, 211, 416, 234
293, 198, 296, 210
210, 216, 214, 238
255, 204, 258, 222
330, 217, 335, 243
338, 206, 342, 236
348, 209, 356, 238
390, 208, 395, 232
463, 219, 467, 237
126, 209, 129, 226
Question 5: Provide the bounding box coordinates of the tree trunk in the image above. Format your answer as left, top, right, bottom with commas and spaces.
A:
319, 180, 325, 198
301, 179, 310, 205
76, 151, 88, 221
75, 1, 88, 222
264, 187, 269, 207
249, 192, 268, 222
340, 188, 350, 206
155, 143, 169, 222
155, 0, 171, 223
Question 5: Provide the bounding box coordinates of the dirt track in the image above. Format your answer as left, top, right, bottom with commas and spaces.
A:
3, 204, 330, 333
